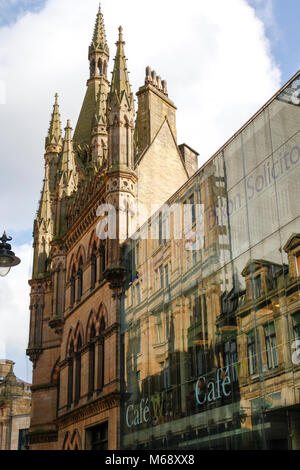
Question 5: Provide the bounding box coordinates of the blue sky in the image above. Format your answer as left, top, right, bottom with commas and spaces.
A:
272, 0, 300, 82
0, 0, 46, 26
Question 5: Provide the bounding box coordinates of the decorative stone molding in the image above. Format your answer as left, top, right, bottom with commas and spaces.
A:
55, 393, 121, 429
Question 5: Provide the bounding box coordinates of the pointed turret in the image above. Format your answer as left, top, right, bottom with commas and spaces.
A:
90, 3, 109, 56
90, 80, 108, 171
107, 27, 135, 171
104, 25, 137, 276
37, 173, 52, 227
32, 164, 54, 278
109, 26, 133, 107
73, 5, 110, 152
45, 94, 63, 196
45, 93, 62, 150
59, 120, 78, 198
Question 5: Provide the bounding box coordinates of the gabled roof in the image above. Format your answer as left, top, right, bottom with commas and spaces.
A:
283, 233, 300, 253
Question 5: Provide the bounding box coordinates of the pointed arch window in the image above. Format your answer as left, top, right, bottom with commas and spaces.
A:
67, 340, 74, 408
91, 243, 97, 290
77, 258, 83, 301
100, 243, 106, 280
75, 335, 82, 405
56, 264, 65, 315
88, 323, 96, 398
98, 318, 105, 392
70, 265, 76, 307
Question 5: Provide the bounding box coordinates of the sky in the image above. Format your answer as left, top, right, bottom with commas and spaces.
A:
0, 0, 299, 381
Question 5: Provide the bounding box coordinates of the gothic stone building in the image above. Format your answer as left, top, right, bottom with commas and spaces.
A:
26, 6, 197, 450
27, 5, 300, 451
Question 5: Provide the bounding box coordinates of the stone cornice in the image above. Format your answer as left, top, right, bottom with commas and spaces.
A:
55, 393, 121, 428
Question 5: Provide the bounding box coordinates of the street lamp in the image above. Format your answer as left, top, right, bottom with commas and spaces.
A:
0, 232, 21, 277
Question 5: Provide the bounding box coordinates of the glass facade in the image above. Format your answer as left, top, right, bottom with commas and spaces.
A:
120, 72, 300, 450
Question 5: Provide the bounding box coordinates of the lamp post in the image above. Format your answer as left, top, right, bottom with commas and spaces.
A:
0, 232, 21, 277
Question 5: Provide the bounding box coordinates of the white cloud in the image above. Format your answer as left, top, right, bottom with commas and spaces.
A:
0, 243, 32, 381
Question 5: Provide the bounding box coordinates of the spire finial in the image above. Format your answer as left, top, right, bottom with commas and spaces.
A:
46, 93, 62, 149
109, 26, 132, 101
118, 26, 123, 42
90, 2, 109, 54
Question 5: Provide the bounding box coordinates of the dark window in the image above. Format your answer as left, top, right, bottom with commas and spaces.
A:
165, 264, 169, 287
136, 282, 141, 304
18, 429, 29, 450
90, 422, 108, 450
159, 212, 163, 245
100, 244, 106, 279
97, 319, 105, 392
224, 340, 238, 381
91, 243, 97, 289
189, 194, 196, 225
251, 276, 262, 300
67, 341, 74, 408
77, 258, 83, 301
247, 332, 257, 375
292, 311, 300, 340
264, 323, 278, 369
75, 336, 82, 404
88, 324, 96, 398
70, 266, 76, 307
159, 265, 164, 289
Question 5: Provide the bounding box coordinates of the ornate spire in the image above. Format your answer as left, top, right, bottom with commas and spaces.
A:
90, 3, 109, 55
109, 26, 133, 105
46, 93, 62, 149
59, 120, 78, 197
93, 80, 107, 127
37, 170, 52, 230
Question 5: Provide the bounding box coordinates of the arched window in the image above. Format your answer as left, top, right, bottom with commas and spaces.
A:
77, 258, 83, 301
98, 58, 102, 75
91, 243, 97, 290
100, 243, 106, 280
56, 264, 65, 315
67, 340, 74, 408
70, 265, 76, 307
88, 323, 96, 398
90, 59, 95, 77
75, 335, 82, 405
98, 318, 105, 392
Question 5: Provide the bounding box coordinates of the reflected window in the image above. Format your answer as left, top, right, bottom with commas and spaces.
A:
225, 340, 238, 381
247, 331, 257, 375
292, 311, 300, 341
264, 323, 278, 370
165, 264, 169, 287
296, 255, 300, 277
156, 315, 163, 343
251, 276, 262, 300
159, 265, 164, 289
136, 242, 140, 266
136, 282, 141, 304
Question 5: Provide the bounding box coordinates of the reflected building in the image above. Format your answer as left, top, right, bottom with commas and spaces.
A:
120, 74, 300, 450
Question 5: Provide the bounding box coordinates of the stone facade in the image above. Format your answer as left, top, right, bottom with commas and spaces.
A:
0, 360, 31, 450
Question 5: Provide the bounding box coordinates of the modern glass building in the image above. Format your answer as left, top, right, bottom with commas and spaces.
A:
120, 71, 300, 450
